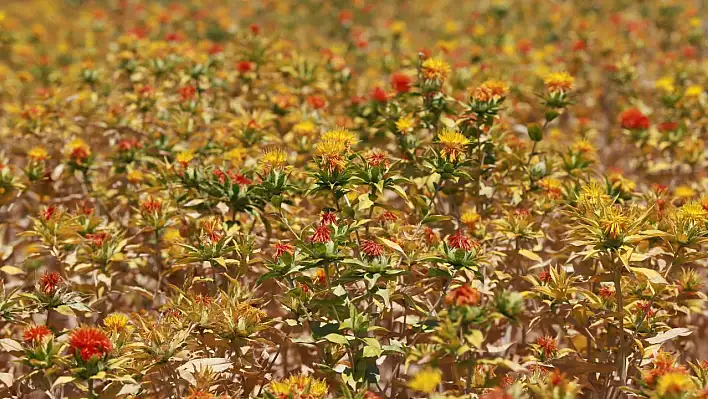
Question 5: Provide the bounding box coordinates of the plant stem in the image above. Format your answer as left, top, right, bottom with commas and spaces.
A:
614, 266, 626, 383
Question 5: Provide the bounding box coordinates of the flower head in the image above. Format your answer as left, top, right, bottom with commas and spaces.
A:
69, 327, 113, 361
360, 240, 385, 257
437, 128, 469, 161
260, 147, 287, 171
408, 368, 442, 393
273, 242, 294, 259
619, 108, 649, 130
445, 285, 481, 307
421, 57, 451, 81
269, 374, 328, 399
390, 72, 412, 93
103, 313, 130, 332
543, 72, 574, 93
23, 325, 52, 343
28, 147, 49, 161
395, 114, 415, 134
447, 230, 477, 251
39, 272, 62, 295
310, 224, 332, 243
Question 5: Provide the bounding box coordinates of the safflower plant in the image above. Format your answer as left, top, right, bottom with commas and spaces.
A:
0, 1, 706, 399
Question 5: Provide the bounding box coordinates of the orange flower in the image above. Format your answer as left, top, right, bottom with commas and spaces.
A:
39, 272, 62, 295
445, 285, 481, 306
619, 108, 649, 130
69, 327, 113, 361
23, 325, 52, 343
360, 240, 385, 257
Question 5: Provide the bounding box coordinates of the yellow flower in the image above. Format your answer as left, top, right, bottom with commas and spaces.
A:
390, 20, 406, 34
28, 147, 49, 161
127, 170, 144, 183
269, 374, 327, 399
600, 206, 630, 240
421, 57, 451, 81
395, 114, 415, 134
685, 85, 703, 98
437, 128, 469, 161
162, 228, 182, 243
461, 209, 480, 227
544, 72, 574, 92
675, 185, 696, 199
176, 150, 195, 165
408, 368, 442, 393
572, 139, 596, 159
260, 147, 287, 170
655, 372, 692, 397
292, 120, 317, 138
103, 313, 130, 332
677, 202, 707, 222
224, 147, 247, 164
315, 139, 347, 172
472, 80, 508, 102
320, 128, 358, 149
655, 76, 675, 93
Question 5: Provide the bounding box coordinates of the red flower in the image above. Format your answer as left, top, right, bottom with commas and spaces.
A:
339, 10, 353, 25
311, 224, 332, 243
390, 72, 412, 94
307, 95, 326, 110
360, 240, 385, 257
208, 44, 224, 55
363, 392, 383, 399
69, 327, 113, 361
165, 32, 183, 42
572, 39, 586, 51
538, 269, 551, 283
41, 205, 57, 221
598, 286, 615, 299
321, 211, 337, 225
367, 152, 388, 167
445, 285, 481, 307
619, 108, 649, 130
273, 242, 294, 259
447, 230, 477, 251
237, 61, 255, 73
537, 336, 558, 356
379, 211, 397, 222
179, 85, 197, 101
658, 121, 678, 133
70, 147, 90, 163
370, 86, 388, 103
141, 197, 162, 213
39, 272, 62, 295
23, 325, 52, 343
249, 23, 261, 35
231, 173, 252, 186
85, 232, 109, 247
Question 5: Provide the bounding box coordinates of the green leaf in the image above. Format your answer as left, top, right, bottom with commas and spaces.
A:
323, 333, 350, 346
378, 237, 404, 254
630, 267, 668, 285
362, 338, 383, 358
518, 249, 542, 263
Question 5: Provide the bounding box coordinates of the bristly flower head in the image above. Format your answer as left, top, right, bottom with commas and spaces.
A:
273, 242, 294, 259
543, 72, 574, 93
260, 147, 287, 171
69, 326, 113, 361
620, 107, 650, 130
39, 271, 62, 295
421, 57, 451, 81
269, 374, 328, 399
360, 239, 385, 257
445, 285, 481, 306
310, 224, 332, 243
23, 325, 52, 343
471, 80, 508, 102
103, 313, 130, 333
437, 128, 469, 161
447, 230, 477, 251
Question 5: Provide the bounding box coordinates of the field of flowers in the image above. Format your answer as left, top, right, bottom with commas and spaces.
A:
0, 0, 706, 398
